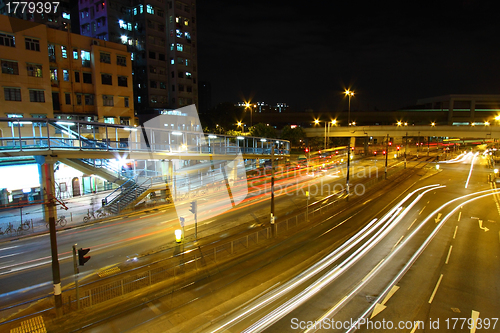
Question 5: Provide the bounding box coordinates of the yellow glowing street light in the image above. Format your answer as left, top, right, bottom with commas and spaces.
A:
397, 121, 402, 126
495, 115, 500, 121
431, 122, 436, 127
314, 119, 320, 125
404, 122, 408, 126
485, 121, 490, 126
331, 119, 336, 125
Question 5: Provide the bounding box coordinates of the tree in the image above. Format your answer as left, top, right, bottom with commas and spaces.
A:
199, 102, 244, 134
281, 125, 306, 147
249, 123, 277, 138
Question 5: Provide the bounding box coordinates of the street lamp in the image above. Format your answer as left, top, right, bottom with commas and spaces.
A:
237, 121, 244, 133
344, 89, 354, 199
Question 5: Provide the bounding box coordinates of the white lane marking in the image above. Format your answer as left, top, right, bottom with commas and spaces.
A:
453, 226, 458, 239
0, 253, 21, 259
0, 246, 19, 251
445, 246, 453, 264
428, 274, 444, 303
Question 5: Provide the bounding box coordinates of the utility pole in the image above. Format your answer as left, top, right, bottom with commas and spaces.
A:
385, 134, 389, 179
72, 244, 80, 309
270, 144, 275, 226
404, 132, 408, 169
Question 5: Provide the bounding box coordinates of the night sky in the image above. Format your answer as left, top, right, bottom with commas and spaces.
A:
197, 0, 500, 112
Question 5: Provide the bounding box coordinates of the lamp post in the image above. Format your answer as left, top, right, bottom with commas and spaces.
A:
237, 121, 244, 133
345, 89, 354, 199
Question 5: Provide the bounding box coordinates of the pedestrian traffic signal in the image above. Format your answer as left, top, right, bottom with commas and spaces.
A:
78, 248, 90, 266
189, 201, 197, 214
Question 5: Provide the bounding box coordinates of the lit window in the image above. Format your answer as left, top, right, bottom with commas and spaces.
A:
139, 5, 143, 13
176, 29, 183, 38
133, 7, 137, 15
81, 50, 90, 67
62, 12, 70, 20
138, 96, 141, 103
127, 23, 132, 31
121, 35, 128, 44
119, 20, 127, 29
146, 4, 154, 14
176, 43, 183, 52
185, 32, 191, 40
63, 69, 69, 81
73, 48, 78, 59
104, 117, 115, 124
50, 68, 58, 81
186, 72, 192, 79
170, 58, 174, 65
27, 64, 42, 77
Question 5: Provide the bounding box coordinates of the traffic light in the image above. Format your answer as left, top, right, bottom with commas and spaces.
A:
397, 146, 400, 151
78, 248, 90, 266
305, 148, 309, 153
383, 150, 386, 155
374, 151, 377, 155
389, 142, 392, 146
189, 201, 197, 214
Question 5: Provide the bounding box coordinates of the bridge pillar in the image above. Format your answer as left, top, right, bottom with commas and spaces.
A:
364, 137, 369, 156
161, 159, 174, 199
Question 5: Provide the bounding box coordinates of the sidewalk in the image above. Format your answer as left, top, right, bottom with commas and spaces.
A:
0, 190, 113, 235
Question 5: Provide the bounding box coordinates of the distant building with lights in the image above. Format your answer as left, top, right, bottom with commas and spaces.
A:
77, 0, 198, 118
236, 101, 289, 113
0, 15, 134, 124
415, 94, 500, 125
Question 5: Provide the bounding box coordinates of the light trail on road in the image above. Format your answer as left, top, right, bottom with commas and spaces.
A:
207, 184, 443, 333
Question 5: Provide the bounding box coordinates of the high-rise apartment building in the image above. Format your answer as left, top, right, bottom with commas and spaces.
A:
0, 15, 134, 125
77, 0, 198, 117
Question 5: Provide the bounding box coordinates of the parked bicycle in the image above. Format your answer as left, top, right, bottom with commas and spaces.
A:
46, 216, 67, 229
83, 210, 106, 223
20, 219, 32, 231
0, 223, 15, 236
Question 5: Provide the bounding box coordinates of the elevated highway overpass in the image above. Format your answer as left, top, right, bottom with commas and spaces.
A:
304, 124, 500, 139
